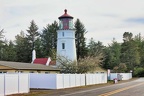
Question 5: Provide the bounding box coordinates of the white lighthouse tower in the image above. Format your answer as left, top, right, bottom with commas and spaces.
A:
56, 9, 77, 66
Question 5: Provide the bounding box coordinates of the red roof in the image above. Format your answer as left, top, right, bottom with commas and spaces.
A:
58, 9, 73, 19
33, 58, 48, 65
33, 58, 56, 66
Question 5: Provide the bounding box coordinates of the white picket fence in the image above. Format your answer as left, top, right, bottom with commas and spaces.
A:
30, 73, 107, 89
0, 74, 29, 96
110, 73, 132, 80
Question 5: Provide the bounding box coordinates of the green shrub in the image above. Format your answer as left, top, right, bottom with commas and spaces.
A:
133, 67, 144, 77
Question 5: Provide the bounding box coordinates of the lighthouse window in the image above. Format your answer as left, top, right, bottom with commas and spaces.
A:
59, 20, 63, 29
69, 20, 73, 29
62, 32, 64, 37
62, 43, 65, 49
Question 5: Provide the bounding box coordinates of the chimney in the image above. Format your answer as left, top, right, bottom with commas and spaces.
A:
32, 49, 36, 63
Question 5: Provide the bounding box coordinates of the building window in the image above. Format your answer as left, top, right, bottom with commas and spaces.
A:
62, 32, 64, 37
19, 71, 23, 73
45, 72, 50, 74
30, 71, 34, 73
62, 43, 65, 49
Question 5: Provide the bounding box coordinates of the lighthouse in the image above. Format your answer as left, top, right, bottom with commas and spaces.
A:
56, 9, 77, 66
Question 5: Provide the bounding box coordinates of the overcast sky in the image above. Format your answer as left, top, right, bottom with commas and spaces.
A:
1, 0, 144, 46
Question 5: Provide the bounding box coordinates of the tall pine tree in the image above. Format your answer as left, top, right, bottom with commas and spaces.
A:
121, 32, 140, 71
87, 38, 104, 57
26, 20, 39, 50
15, 31, 31, 62
26, 20, 39, 62
0, 29, 4, 60
74, 19, 88, 59
2, 41, 17, 61
104, 39, 121, 69
41, 21, 58, 59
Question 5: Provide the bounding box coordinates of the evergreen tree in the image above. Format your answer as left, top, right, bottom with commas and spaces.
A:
120, 32, 140, 71
34, 37, 43, 58
134, 33, 144, 67
25, 20, 39, 62
87, 38, 104, 57
0, 29, 4, 60
104, 39, 121, 69
41, 21, 58, 59
74, 19, 88, 59
15, 31, 31, 62
2, 40, 17, 61
140, 41, 144, 67
26, 20, 39, 49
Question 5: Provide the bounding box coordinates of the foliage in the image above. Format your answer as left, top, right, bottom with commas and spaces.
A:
26, 20, 39, 49
57, 54, 104, 74
1, 41, 17, 61
123, 32, 133, 42
120, 32, 140, 71
74, 19, 88, 59
77, 55, 104, 73
134, 34, 144, 67
41, 21, 58, 59
34, 38, 43, 58
0, 29, 4, 39
104, 39, 121, 69
0, 28, 4, 60
113, 63, 127, 73
87, 38, 104, 57
133, 67, 144, 77
15, 31, 32, 62
57, 56, 77, 73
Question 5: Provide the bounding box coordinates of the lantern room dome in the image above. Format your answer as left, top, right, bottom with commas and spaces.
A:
58, 9, 73, 19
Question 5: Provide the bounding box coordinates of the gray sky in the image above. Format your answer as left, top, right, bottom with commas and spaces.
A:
1, 0, 144, 46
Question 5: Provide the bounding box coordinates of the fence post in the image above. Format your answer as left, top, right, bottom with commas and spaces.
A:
85, 74, 86, 86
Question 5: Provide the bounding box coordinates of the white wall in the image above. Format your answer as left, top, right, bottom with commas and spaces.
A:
30, 73, 107, 89
110, 73, 132, 80
0, 73, 29, 96
120, 73, 132, 80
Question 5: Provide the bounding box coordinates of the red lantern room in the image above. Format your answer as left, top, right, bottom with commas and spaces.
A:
58, 9, 74, 30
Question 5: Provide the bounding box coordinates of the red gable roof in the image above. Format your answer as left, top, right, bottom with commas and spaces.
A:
33, 58, 56, 66
33, 58, 48, 65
